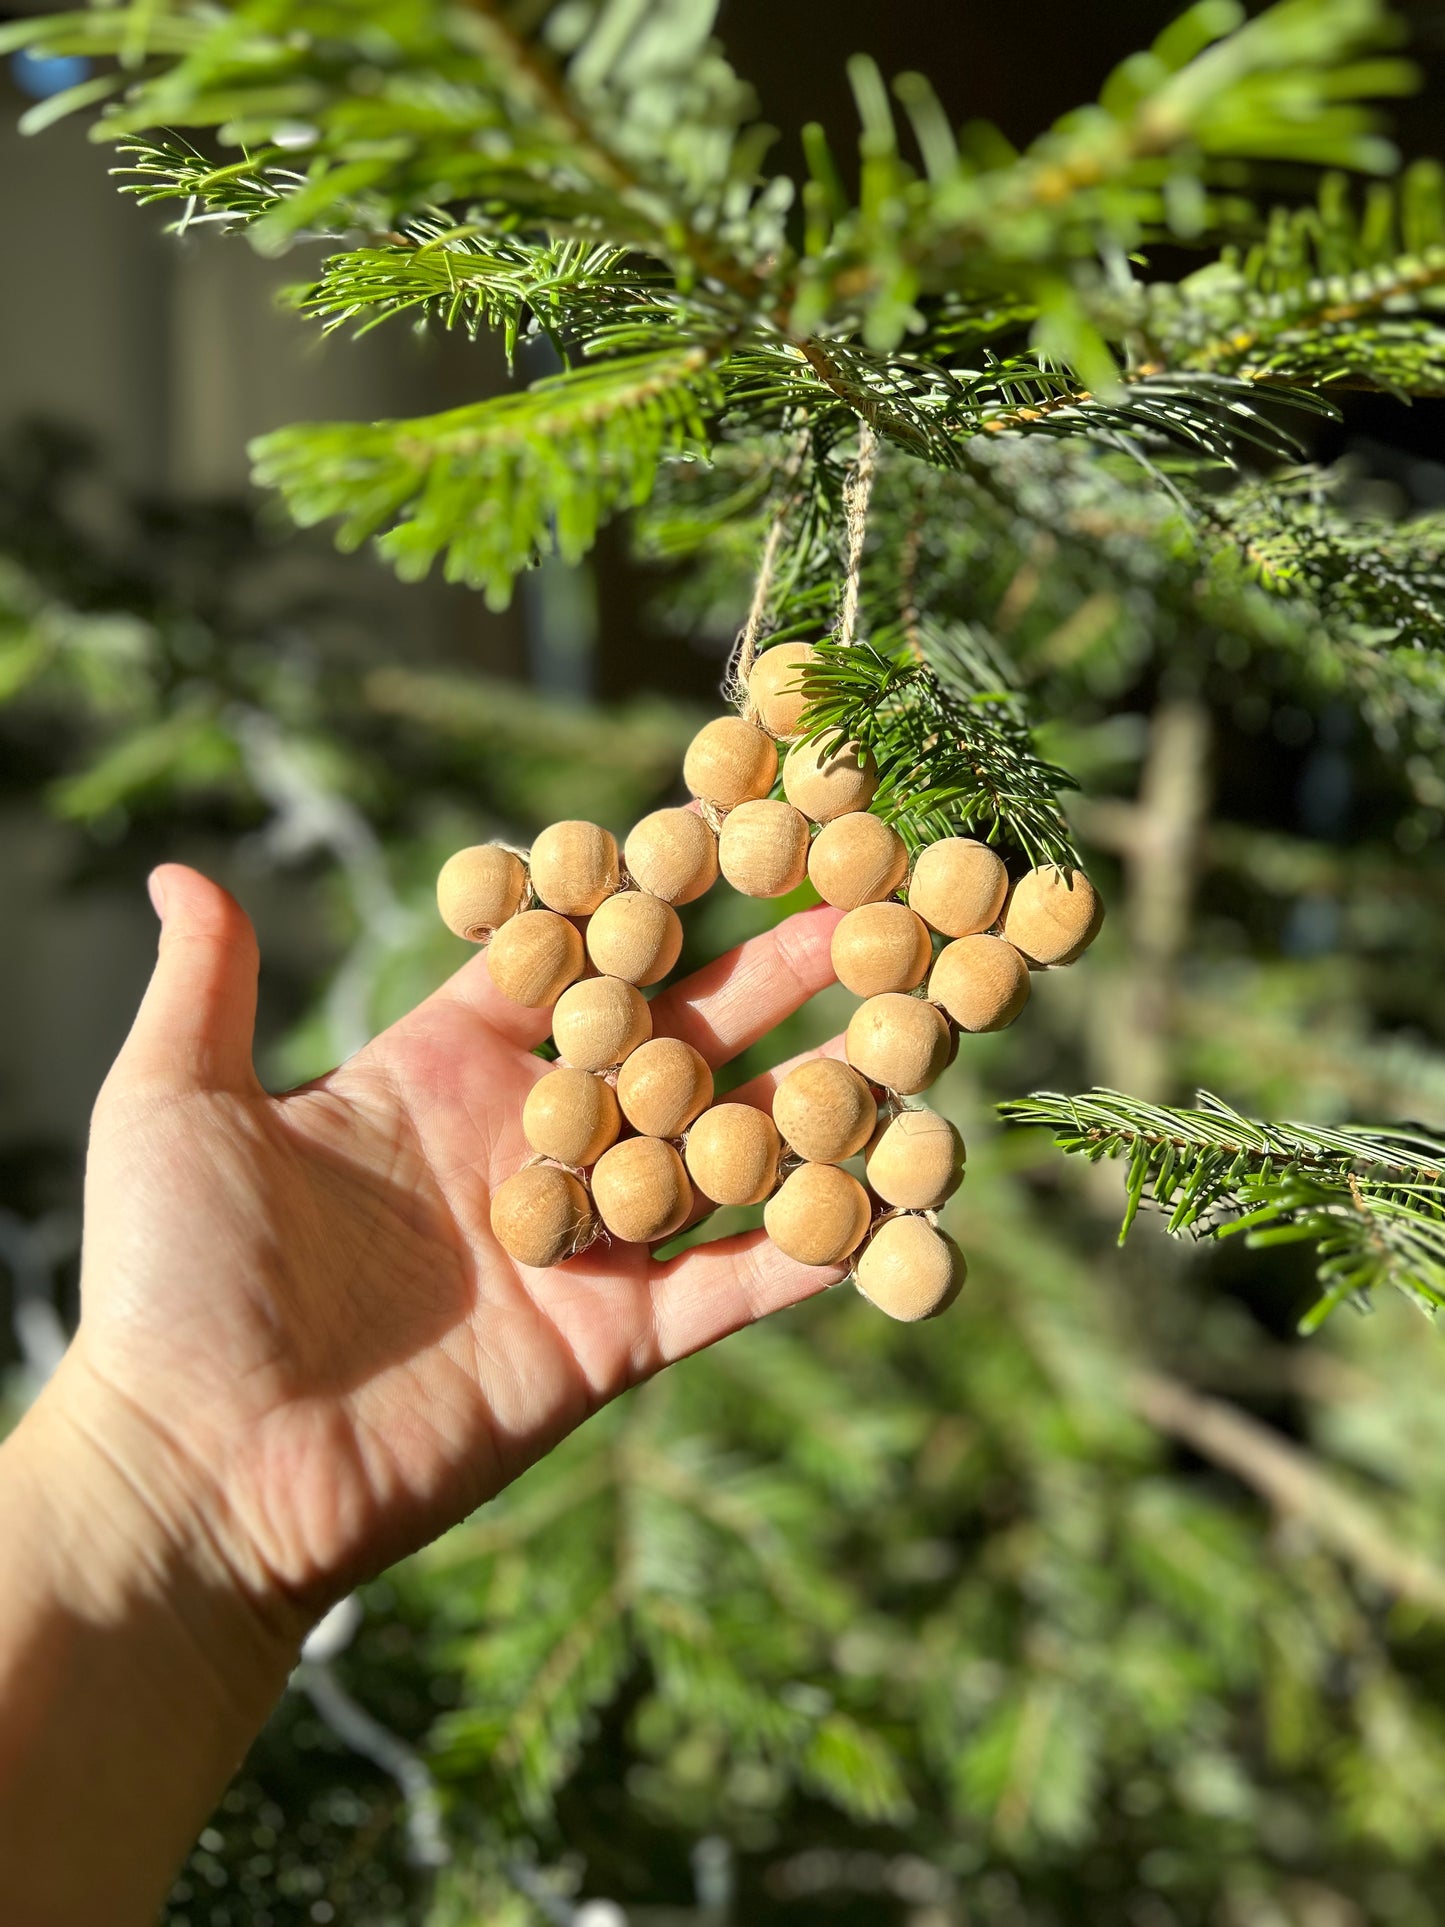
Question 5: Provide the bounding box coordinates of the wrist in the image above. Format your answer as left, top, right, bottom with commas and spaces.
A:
5, 1348, 307, 1724
0, 1355, 307, 1924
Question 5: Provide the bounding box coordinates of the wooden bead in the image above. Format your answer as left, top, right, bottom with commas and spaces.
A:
772, 1057, 877, 1164
866, 1108, 965, 1210
907, 838, 1008, 938
585, 891, 683, 986
615, 1037, 714, 1139
929, 934, 1031, 1032
747, 641, 817, 739
845, 994, 951, 1095
683, 717, 778, 810
855, 1215, 965, 1322
685, 1104, 782, 1207
490, 1165, 594, 1269
436, 844, 527, 940
718, 799, 810, 898
807, 812, 908, 909
529, 820, 620, 917
764, 1163, 873, 1266
591, 1137, 693, 1244
551, 976, 651, 1071
1002, 865, 1104, 966
831, 903, 933, 998
624, 808, 718, 905
781, 737, 878, 822
523, 1067, 621, 1168
487, 909, 585, 1007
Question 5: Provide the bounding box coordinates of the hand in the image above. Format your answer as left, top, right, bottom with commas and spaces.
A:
62, 863, 847, 1637
1, 862, 849, 1924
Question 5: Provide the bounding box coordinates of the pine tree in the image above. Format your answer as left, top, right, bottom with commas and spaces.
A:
8, 0, 1445, 1918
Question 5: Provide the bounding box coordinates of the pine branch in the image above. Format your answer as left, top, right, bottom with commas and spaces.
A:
1203, 470, 1445, 648
883, 440, 1445, 775
792, 0, 1415, 367
1144, 163, 1445, 394
287, 227, 667, 353
2, 0, 780, 283
249, 346, 720, 604
8, 0, 1425, 378
1001, 1087, 1445, 1326
795, 625, 1080, 864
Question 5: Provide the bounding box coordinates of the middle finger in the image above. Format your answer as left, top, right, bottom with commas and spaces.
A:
647, 904, 843, 1069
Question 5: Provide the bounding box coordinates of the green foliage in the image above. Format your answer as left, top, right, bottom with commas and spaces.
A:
13, 0, 1445, 864
2, 0, 1441, 608
1144, 161, 1445, 394
1001, 1088, 1445, 1327
12, 0, 1445, 1917
796, 630, 1079, 865
252, 348, 720, 605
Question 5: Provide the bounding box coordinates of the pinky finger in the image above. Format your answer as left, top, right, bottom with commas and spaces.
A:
722, 1031, 848, 1115
645, 1228, 846, 1367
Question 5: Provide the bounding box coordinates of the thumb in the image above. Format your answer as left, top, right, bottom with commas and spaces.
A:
112, 864, 261, 1095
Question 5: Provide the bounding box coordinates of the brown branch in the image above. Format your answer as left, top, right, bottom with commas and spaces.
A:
1093, 697, 1211, 1104
792, 340, 934, 451
1127, 1368, 1445, 1616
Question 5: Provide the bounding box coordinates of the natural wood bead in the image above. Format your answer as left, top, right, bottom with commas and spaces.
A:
585, 891, 683, 986
718, 799, 810, 898
866, 1108, 965, 1210
907, 838, 1008, 938
490, 1164, 594, 1268
683, 717, 778, 810
615, 1037, 714, 1139
747, 641, 817, 739
772, 1057, 877, 1164
928, 934, 1031, 1032
855, 1215, 966, 1322
685, 1103, 782, 1207
529, 820, 620, 917
591, 1136, 693, 1244
623, 808, 718, 905
487, 909, 585, 1007
1002, 865, 1104, 966
436, 844, 527, 940
781, 737, 878, 822
764, 1163, 873, 1266
522, 1067, 621, 1168
831, 903, 933, 998
807, 812, 908, 909
845, 994, 951, 1095
551, 976, 651, 1071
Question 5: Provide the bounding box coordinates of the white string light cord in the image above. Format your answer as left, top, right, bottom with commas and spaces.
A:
295, 1596, 450, 1869
0, 1208, 74, 1394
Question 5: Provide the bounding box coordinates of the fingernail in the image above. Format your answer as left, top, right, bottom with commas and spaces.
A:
147, 869, 168, 919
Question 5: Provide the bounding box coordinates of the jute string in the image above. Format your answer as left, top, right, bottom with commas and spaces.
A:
726, 431, 812, 710
837, 421, 878, 652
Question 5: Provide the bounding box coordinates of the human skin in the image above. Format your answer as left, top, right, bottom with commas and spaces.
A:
0, 864, 848, 1926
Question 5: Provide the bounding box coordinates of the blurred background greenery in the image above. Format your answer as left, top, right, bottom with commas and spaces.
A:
6, 3, 1445, 1924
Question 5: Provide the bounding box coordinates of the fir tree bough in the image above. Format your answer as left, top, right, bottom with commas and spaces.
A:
9, 0, 1445, 1309
4, 0, 1444, 823
1000, 1088, 1445, 1328
13, 0, 1445, 1905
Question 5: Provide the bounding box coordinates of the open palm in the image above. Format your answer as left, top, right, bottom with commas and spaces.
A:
73, 863, 847, 1616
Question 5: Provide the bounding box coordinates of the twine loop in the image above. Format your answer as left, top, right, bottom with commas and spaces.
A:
726, 430, 812, 712
837, 421, 878, 653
